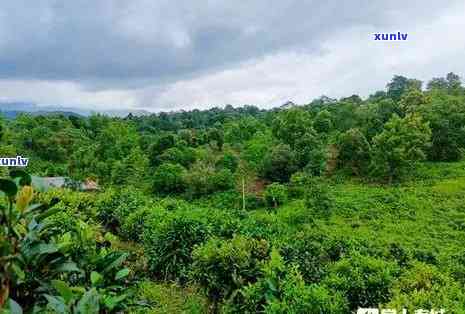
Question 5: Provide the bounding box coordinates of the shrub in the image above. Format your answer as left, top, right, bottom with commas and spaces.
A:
158, 147, 196, 167
224, 250, 347, 314
202, 209, 243, 238
323, 253, 399, 310
261, 144, 298, 183
279, 230, 351, 283
121, 206, 155, 242
265, 271, 347, 314
336, 128, 371, 175
95, 187, 149, 233
0, 172, 131, 313
184, 165, 235, 198
264, 183, 288, 208
43, 205, 79, 237
143, 214, 210, 282
159, 197, 191, 211
244, 194, 266, 210
210, 169, 235, 191
152, 163, 187, 195
288, 171, 313, 198
215, 152, 239, 172
37, 188, 98, 222
304, 178, 334, 216
386, 262, 465, 313
191, 236, 269, 308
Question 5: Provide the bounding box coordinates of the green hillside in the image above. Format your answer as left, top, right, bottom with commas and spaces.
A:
2, 74, 465, 313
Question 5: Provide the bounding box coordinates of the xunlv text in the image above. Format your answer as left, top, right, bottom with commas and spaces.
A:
374, 32, 408, 41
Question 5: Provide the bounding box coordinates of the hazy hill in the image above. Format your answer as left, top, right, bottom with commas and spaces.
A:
0, 102, 152, 118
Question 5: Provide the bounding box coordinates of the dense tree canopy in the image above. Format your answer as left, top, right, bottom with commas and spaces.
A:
2, 73, 465, 313
371, 113, 431, 182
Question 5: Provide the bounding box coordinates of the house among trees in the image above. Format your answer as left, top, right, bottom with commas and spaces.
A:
40, 176, 99, 192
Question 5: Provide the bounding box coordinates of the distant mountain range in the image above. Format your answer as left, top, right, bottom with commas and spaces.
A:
0, 110, 84, 119
0, 102, 152, 118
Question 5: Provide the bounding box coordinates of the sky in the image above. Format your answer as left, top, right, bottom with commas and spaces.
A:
0, 1, 464, 113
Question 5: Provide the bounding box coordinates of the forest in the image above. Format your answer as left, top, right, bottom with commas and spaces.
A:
1, 72, 465, 313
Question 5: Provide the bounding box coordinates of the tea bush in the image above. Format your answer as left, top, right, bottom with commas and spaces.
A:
323, 253, 399, 310
224, 250, 348, 313
191, 235, 269, 307
143, 213, 211, 282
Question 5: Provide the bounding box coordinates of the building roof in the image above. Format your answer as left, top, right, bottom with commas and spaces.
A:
38, 176, 99, 191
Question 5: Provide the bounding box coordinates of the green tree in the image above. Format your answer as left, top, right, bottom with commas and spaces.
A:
304, 177, 334, 216
241, 131, 273, 170
208, 128, 224, 151
264, 183, 288, 208
184, 163, 235, 198
387, 75, 422, 101
159, 146, 196, 167
224, 117, 263, 144
426, 77, 448, 91
426, 72, 462, 95
371, 113, 431, 182
399, 88, 430, 115
152, 163, 186, 195
261, 144, 298, 183
177, 129, 194, 146
419, 97, 465, 161
215, 151, 239, 172
337, 128, 371, 175
149, 134, 177, 166
111, 147, 150, 186
446, 72, 462, 94
294, 131, 326, 175
272, 108, 312, 147
313, 110, 333, 133
356, 99, 401, 141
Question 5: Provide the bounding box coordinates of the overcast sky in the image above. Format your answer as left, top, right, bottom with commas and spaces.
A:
0, 1, 464, 112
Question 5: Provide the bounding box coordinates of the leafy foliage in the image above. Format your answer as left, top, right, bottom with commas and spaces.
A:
0, 172, 131, 313
2, 73, 465, 312
152, 163, 187, 195
371, 113, 431, 182
191, 236, 269, 308
323, 253, 399, 310
264, 183, 288, 208
144, 214, 210, 282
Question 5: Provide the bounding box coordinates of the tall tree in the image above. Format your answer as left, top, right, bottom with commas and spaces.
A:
427, 72, 462, 95
313, 110, 333, 133
419, 96, 465, 161
272, 108, 312, 147
426, 77, 448, 91
399, 88, 430, 115
337, 128, 371, 175
261, 144, 298, 183
446, 72, 462, 95
207, 128, 224, 151
371, 113, 431, 183
387, 75, 422, 101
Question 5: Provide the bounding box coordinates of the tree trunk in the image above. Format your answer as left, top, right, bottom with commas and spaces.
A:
242, 177, 246, 211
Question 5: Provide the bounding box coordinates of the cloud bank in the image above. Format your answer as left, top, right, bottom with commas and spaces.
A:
0, 1, 464, 111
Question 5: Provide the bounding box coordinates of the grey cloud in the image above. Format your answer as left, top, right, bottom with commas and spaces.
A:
0, 0, 457, 90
